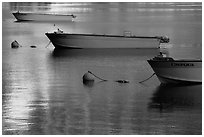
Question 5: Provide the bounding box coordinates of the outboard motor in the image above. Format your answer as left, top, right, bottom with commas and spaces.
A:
71, 14, 77, 18
159, 36, 170, 43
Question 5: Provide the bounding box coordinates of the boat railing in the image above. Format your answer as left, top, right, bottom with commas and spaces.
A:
152, 56, 174, 61
54, 28, 64, 34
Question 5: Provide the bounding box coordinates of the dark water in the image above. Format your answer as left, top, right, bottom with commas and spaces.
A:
2, 2, 202, 135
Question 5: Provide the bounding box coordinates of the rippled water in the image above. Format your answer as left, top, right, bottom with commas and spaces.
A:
2, 2, 202, 135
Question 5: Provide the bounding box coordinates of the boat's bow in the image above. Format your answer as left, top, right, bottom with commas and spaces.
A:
147, 56, 202, 84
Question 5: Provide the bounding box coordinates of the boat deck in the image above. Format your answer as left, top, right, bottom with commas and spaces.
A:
46, 32, 163, 39
13, 12, 75, 17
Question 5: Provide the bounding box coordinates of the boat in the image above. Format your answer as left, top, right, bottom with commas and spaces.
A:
147, 55, 202, 84
12, 11, 76, 21
45, 30, 169, 49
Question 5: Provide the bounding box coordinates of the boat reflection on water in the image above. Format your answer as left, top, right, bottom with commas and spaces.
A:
148, 84, 202, 113
51, 48, 159, 58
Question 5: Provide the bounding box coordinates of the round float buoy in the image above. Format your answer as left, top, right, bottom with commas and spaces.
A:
11, 40, 20, 48
83, 80, 94, 87
83, 71, 95, 82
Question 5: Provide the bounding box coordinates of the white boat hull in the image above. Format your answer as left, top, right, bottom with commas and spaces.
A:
148, 59, 202, 84
12, 12, 75, 21
45, 33, 165, 49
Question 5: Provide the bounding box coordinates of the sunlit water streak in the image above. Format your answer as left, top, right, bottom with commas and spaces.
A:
2, 2, 202, 135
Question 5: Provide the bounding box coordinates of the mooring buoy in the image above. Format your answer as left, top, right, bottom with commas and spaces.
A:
83, 80, 94, 87
11, 40, 20, 48
82, 71, 95, 82
82, 71, 130, 85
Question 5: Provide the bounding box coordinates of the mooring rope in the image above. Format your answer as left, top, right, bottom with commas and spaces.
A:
84, 71, 155, 84
139, 73, 156, 83
87, 71, 129, 83
88, 71, 108, 81
45, 41, 51, 48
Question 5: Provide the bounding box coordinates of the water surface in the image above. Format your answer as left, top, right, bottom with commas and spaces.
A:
2, 2, 202, 135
